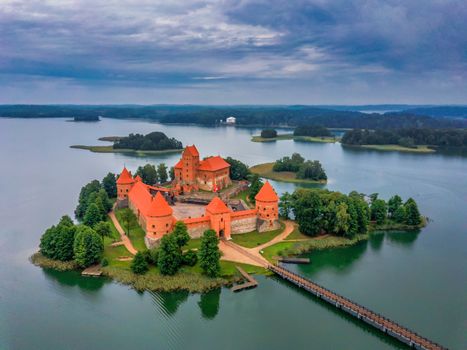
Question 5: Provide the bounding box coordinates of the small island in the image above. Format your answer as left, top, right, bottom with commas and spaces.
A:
341, 128, 467, 153
71, 115, 101, 122
70, 131, 184, 155
252, 125, 338, 143
250, 153, 327, 184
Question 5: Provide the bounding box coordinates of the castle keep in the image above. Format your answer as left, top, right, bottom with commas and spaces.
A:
116, 145, 280, 248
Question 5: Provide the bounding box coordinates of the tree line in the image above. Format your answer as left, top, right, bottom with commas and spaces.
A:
280, 189, 422, 238
113, 131, 183, 151
273, 153, 327, 181
342, 128, 467, 147
293, 125, 331, 137
40, 173, 118, 268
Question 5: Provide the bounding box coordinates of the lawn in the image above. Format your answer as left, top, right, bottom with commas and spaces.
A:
231, 189, 253, 208
114, 208, 147, 252
284, 225, 310, 240
231, 221, 285, 248
249, 162, 326, 184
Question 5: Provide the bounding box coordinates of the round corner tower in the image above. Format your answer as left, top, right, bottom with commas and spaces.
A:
255, 181, 279, 225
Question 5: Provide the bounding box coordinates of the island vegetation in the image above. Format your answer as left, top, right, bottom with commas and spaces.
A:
262, 190, 424, 260
70, 131, 184, 155
252, 125, 337, 143
341, 128, 467, 152
72, 115, 100, 122
250, 153, 327, 184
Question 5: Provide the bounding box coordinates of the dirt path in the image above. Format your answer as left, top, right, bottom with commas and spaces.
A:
108, 210, 138, 255
219, 220, 296, 267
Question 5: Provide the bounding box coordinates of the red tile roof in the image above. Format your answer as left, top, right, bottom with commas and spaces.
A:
206, 197, 231, 214
134, 175, 142, 182
147, 192, 173, 217
116, 167, 135, 184
185, 145, 199, 157
255, 181, 279, 202
128, 182, 173, 217
174, 159, 183, 169
198, 156, 230, 172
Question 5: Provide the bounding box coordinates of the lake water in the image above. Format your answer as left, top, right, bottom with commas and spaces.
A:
0, 118, 466, 349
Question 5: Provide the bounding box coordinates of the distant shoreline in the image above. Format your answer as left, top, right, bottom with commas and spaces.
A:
343, 144, 435, 153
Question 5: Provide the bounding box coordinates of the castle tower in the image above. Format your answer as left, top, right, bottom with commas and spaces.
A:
145, 192, 175, 244
255, 181, 279, 230
174, 145, 200, 193
116, 167, 135, 200
206, 197, 232, 240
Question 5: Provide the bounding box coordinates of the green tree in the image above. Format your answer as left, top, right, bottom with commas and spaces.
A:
97, 189, 113, 212
121, 209, 137, 237
94, 196, 107, 221
94, 221, 112, 239
131, 252, 149, 274
169, 166, 175, 181
59, 215, 74, 227
73, 225, 104, 268
404, 198, 421, 225
346, 200, 359, 238
182, 250, 198, 266
157, 163, 169, 183
75, 180, 102, 220
371, 199, 387, 225
393, 205, 406, 223
102, 172, 117, 198
83, 203, 102, 228
54, 223, 77, 261
260, 129, 277, 138
387, 195, 403, 217
157, 234, 182, 275
335, 202, 350, 235
248, 174, 263, 203
173, 221, 190, 248
225, 157, 250, 180
369, 193, 379, 203
199, 230, 221, 277
136, 164, 158, 185
279, 192, 293, 219
291, 190, 324, 236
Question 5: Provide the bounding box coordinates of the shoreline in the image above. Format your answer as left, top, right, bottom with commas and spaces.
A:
249, 162, 327, 184
251, 133, 338, 143
70, 145, 183, 155
343, 144, 435, 153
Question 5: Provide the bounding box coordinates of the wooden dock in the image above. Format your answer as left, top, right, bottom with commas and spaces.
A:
270, 264, 446, 350
230, 266, 258, 292
81, 265, 103, 277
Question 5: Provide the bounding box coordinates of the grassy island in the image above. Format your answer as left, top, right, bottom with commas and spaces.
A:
344, 144, 434, 153
252, 126, 338, 143
71, 131, 184, 155
250, 162, 326, 184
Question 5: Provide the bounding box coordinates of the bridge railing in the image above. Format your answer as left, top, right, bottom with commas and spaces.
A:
270, 264, 446, 349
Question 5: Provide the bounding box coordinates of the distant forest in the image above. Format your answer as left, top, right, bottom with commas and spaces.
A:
1, 104, 466, 129
341, 128, 467, 147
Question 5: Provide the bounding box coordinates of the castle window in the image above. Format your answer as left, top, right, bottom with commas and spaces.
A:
221, 218, 223, 222
126, 189, 128, 192
152, 225, 155, 228
166, 223, 169, 227
263, 207, 266, 211
267, 214, 269, 217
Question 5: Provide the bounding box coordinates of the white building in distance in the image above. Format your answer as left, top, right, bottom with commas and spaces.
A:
226, 116, 236, 124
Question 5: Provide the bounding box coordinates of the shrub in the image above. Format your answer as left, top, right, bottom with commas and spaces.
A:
131, 252, 149, 275
101, 257, 109, 267
73, 225, 104, 268
182, 250, 198, 266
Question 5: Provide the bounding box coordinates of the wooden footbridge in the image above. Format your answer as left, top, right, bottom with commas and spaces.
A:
222, 239, 446, 350
270, 264, 446, 350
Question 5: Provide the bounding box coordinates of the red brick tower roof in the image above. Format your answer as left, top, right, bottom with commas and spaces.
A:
134, 175, 142, 182
255, 181, 279, 202
185, 145, 199, 157
206, 197, 231, 214
117, 167, 135, 184
147, 192, 173, 217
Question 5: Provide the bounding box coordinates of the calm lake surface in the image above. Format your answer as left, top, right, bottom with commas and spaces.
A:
0, 118, 466, 350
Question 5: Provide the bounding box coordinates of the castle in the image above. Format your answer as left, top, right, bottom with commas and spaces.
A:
172, 145, 231, 193
116, 145, 280, 248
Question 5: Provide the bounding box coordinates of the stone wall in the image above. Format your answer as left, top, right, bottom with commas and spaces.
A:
257, 218, 281, 232
186, 221, 211, 239
231, 211, 257, 234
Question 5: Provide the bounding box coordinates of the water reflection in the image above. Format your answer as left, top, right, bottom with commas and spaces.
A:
198, 288, 221, 320
150, 290, 189, 317
42, 268, 109, 291
385, 230, 420, 248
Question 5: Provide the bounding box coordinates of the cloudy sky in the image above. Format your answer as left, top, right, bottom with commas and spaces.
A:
1, 0, 466, 104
